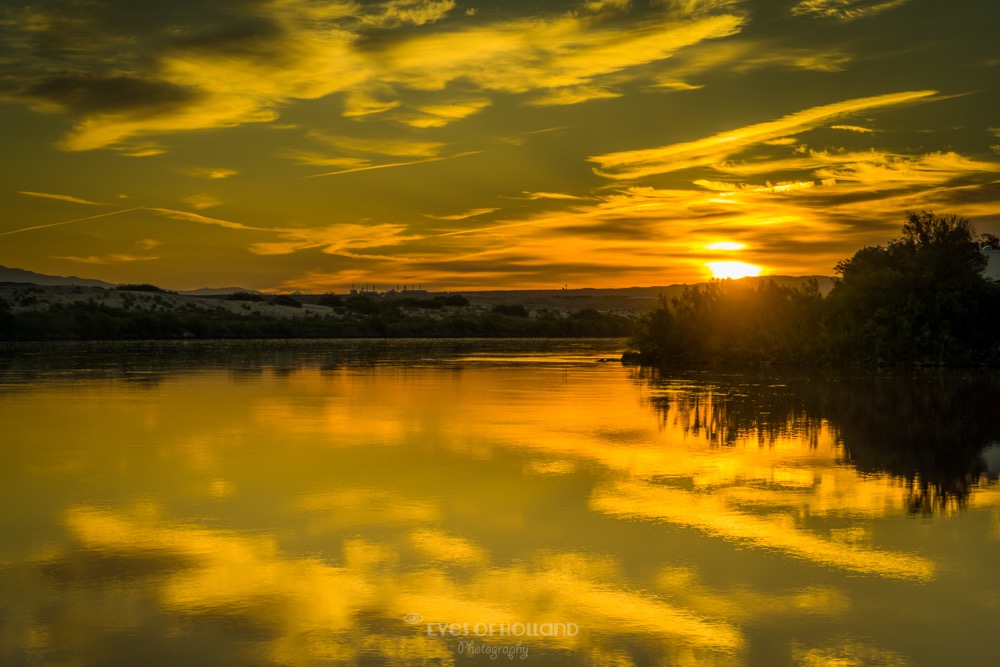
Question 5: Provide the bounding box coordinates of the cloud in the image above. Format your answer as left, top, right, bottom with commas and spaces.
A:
713, 148, 1000, 187
285, 152, 373, 169
140, 205, 424, 260
381, 13, 744, 95
21, 200, 427, 265
813, 151, 1000, 189
400, 99, 492, 128
359, 0, 456, 28
18, 191, 107, 205
249, 223, 419, 256
2, 3, 368, 150
830, 124, 875, 133
518, 192, 587, 201
0, 208, 142, 236
23, 73, 200, 117
342, 90, 401, 118
529, 86, 622, 107
148, 208, 266, 231
178, 167, 239, 180
0, 0, 746, 150
664, 39, 853, 77
652, 79, 704, 91
693, 179, 817, 194
119, 144, 167, 157
589, 90, 939, 180
182, 194, 225, 210
308, 132, 445, 157
423, 208, 499, 221
52, 253, 159, 264
582, 0, 632, 14
712, 153, 827, 176
303, 151, 478, 178
791, 0, 909, 21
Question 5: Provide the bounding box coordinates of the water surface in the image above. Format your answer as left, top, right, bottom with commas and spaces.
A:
1, 340, 998, 666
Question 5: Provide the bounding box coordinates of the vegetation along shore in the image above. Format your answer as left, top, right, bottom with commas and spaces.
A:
627, 212, 1000, 367
0, 283, 635, 340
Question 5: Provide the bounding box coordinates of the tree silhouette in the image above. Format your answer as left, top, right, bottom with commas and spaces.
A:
826, 211, 1000, 364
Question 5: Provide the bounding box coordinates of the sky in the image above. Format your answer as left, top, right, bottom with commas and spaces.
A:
1, 0, 998, 291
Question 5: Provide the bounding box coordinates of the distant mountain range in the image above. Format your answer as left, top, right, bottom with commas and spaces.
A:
0, 265, 257, 295
0, 265, 115, 288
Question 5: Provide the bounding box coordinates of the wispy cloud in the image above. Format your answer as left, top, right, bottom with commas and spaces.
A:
401, 99, 492, 128
791, 0, 908, 21
590, 91, 938, 180
359, 0, 456, 29
423, 208, 500, 221
145, 206, 424, 258
148, 208, 267, 231
178, 167, 239, 180
381, 12, 744, 95
529, 86, 622, 107
52, 253, 159, 264
249, 223, 420, 256
713, 149, 1000, 187
18, 191, 107, 206
517, 192, 587, 201
830, 124, 875, 133
119, 144, 166, 157
664, 39, 853, 77
182, 194, 225, 210
0, 208, 142, 236
693, 179, 818, 194
307, 132, 444, 157
285, 152, 372, 169
303, 151, 478, 178
652, 80, 705, 91
582, 0, 632, 14
813, 151, 1000, 189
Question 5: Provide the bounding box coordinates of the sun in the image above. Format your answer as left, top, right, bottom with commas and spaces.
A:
706, 261, 763, 280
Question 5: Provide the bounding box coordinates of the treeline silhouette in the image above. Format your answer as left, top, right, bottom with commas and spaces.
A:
0, 294, 634, 340
630, 212, 1000, 366
640, 370, 1000, 514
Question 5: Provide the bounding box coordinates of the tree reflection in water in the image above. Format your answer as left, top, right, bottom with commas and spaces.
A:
638, 369, 1000, 514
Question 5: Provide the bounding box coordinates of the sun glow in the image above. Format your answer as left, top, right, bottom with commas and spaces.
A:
705, 241, 745, 251
706, 261, 762, 279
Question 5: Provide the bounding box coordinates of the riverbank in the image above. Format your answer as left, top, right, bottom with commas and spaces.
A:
0, 283, 636, 340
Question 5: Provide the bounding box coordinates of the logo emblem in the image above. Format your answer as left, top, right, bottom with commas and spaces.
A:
403, 613, 424, 625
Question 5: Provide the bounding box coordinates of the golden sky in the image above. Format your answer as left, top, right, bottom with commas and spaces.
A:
1, 0, 998, 290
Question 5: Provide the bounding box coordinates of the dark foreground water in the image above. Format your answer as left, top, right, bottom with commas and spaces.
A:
1, 339, 998, 666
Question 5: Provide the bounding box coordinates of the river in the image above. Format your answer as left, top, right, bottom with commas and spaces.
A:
1, 339, 998, 666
